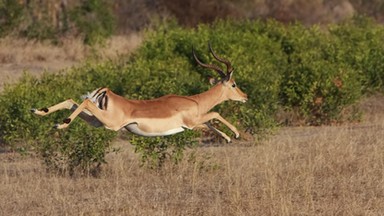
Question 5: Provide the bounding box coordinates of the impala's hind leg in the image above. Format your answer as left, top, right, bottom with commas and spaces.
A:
54, 99, 114, 130
31, 99, 103, 128
31, 99, 80, 116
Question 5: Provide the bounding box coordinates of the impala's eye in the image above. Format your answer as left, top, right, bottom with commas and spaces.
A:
232, 83, 236, 88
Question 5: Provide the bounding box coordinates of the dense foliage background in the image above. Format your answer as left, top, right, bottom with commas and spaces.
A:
2, 0, 384, 42
0, 0, 116, 44
1, 16, 384, 174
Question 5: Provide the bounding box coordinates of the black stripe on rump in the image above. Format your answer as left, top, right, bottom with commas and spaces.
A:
92, 87, 105, 98
104, 94, 109, 110
96, 91, 108, 110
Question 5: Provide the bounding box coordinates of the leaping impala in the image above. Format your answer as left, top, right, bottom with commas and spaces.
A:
31, 44, 248, 142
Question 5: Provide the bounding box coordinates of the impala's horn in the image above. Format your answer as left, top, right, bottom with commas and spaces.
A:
192, 47, 226, 79
208, 42, 233, 76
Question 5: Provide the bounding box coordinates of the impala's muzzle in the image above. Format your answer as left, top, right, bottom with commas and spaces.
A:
241, 95, 248, 103
236, 89, 248, 103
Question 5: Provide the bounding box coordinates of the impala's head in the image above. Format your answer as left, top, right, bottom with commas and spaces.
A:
193, 43, 248, 103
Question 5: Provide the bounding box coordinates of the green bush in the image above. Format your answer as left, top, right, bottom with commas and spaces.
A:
0, 0, 24, 37
130, 130, 199, 168
329, 16, 384, 92
0, 70, 118, 176
70, 0, 116, 45
38, 123, 116, 176
279, 24, 362, 124
0, 0, 116, 44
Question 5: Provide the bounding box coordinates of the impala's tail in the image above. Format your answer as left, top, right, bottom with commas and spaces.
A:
82, 87, 109, 110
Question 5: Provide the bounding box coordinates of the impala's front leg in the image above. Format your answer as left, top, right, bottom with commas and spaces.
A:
205, 122, 232, 143
196, 112, 240, 142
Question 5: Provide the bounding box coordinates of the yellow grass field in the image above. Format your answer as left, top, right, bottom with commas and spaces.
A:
1, 37, 384, 215
1, 95, 384, 215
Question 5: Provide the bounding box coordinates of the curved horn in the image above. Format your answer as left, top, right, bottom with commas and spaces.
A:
208, 42, 233, 73
193, 47, 226, 78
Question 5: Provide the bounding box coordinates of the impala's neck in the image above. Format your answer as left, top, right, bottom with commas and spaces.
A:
190, 83, 227, 114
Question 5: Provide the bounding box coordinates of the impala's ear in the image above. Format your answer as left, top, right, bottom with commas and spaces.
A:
223, 69, 233, 82
208, 77, 217, 85
228, 69, 234, 80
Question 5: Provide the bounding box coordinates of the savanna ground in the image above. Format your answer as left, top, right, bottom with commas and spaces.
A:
0, 34, 142, 90
1, 37, 384, 215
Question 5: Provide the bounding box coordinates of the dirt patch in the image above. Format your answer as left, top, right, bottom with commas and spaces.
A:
0, 34, 142, 90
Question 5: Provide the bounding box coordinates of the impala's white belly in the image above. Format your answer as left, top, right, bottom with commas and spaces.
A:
125, 123, 186, 137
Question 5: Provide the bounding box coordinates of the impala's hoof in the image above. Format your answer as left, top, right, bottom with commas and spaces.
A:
31, 107, 49, 115
54, 118, 71, 129
222, 135, 232, 143
53, 123, 66, 129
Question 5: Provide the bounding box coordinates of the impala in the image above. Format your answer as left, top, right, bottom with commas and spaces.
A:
31, 44, 248, 142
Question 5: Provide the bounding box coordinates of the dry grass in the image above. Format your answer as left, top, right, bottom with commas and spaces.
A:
0, 34, 142, 90
1, 95, 384, 215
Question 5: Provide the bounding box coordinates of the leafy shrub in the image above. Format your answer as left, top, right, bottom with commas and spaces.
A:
20, 18, 57, 41
0, 0, 116, 44
38, 123, 116, 176
0, 70, 118, 176
329, 16, 384, 92
0, 0, 24, 37
69, 0, 116, 45
130, 130, 199, 168
279, 24, 362, 124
